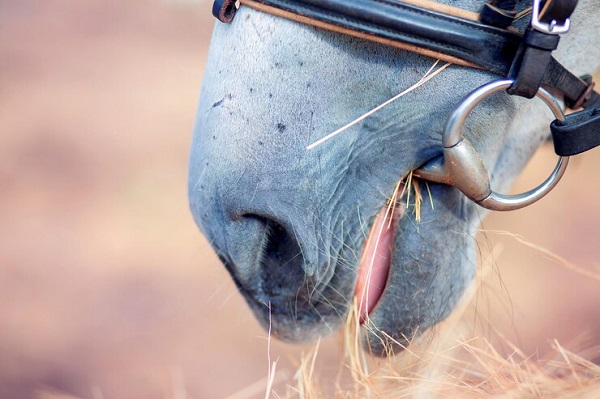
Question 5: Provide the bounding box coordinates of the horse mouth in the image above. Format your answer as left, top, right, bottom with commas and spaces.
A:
355, 203, 404, 324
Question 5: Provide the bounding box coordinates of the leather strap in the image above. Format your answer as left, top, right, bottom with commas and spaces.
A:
507, 28, 561, 98
540, 0, 578, 24
214, 0, 599, 109
213, 0, 238, 23
242, 0, 522, 74
480, 3, 518, 28
551, 106, 600, 155
544, 63, 600, 109
480, 0, 518, 28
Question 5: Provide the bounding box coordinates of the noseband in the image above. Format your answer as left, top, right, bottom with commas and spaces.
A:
212, 0, 599, 211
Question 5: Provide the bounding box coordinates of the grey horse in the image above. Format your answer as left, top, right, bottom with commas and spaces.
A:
189, 0, 599, 354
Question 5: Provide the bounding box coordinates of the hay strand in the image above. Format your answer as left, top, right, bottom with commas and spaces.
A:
306, 61, 451, 150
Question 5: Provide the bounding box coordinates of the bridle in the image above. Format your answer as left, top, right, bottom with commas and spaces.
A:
211, 0, 599, 211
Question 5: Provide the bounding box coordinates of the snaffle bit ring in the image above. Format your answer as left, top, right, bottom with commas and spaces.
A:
415, 79, 568, 211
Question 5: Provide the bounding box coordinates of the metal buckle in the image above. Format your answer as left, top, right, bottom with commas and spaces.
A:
531, 0, 571, 34
414, 79, 568, 212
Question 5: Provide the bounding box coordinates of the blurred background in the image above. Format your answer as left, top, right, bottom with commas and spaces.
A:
1, 1, 598, 397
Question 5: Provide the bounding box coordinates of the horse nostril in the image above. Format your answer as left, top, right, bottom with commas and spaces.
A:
263, 221, 299, 264
250, 217, 311, 299
224, 214, 343, 341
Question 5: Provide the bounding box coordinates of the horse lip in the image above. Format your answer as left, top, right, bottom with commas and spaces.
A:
355, 202, 404, 324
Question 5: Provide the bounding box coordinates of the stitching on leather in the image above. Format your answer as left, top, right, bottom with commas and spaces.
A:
264, 0, 516, 41
258, 0, 516, 71
258, 0, 516, 69
272, 0, 468, 52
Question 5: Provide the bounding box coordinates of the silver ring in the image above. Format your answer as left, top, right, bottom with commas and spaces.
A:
415, 79, 568, 211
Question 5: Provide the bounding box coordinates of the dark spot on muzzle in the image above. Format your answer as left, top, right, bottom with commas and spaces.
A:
276, 123, 286, 133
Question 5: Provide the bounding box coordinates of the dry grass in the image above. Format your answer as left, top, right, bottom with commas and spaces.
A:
257, 234, 600, 399
276, 310, 600, 398
306, 61, 451, 150
4, 4, 598, 397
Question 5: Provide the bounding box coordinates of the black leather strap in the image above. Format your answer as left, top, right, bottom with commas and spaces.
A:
479, 0, 518, 28
544, 64, 600, 109
213, 0, 599, 110
212, 0, 599, 155
540, 0, 578, 25
213, 0, 238, 23
551, 106, 600, 155
508, 28, 561, 98
241, 0, 523, 74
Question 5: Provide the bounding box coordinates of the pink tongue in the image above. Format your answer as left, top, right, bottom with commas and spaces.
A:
355, 206, 400, 324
